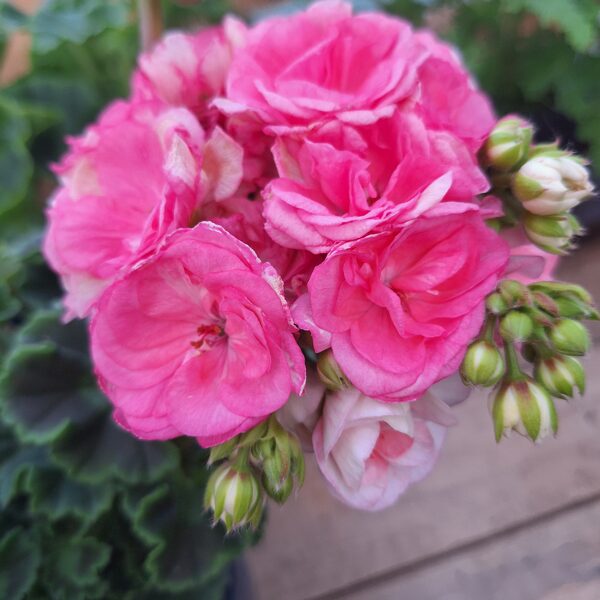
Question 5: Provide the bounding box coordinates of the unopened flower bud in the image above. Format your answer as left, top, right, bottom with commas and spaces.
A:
492, 378, 558, 442
484, 115, 533, 171
499, 279, 530, 306
513, 154, 594, 215
461, 340, 505, 387
204, 463, 263, 532
523, 212, 583, 255
317, 350, 348, 391
535, 355, 585, 399
554, 295, 599, 320
549, 318, 590, 356
253, 417, 305, 504
500, 311, 534, 342
486, 292, 508, 315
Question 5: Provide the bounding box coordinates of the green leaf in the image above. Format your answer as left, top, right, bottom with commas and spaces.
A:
0, 97, 33, 215
27, 467, 114, 524
52, 413, 179, 485
0, 343, 103, 444
0, 439, 48, 508
0, 527, 41, 600
502, 0, 598, 52
130, 478, 257, 593
27, 0, 130, 54
42, 534, 111, 600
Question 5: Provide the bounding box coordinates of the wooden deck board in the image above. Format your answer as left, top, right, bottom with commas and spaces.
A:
247, 239, 600, 600
339, 499, 600, 600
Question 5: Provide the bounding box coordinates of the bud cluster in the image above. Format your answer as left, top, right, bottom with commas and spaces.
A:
483, 116, 594, 255
204, 416, 305, 532
460, 279, 597, 444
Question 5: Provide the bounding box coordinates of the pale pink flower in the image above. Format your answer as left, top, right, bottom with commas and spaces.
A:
293, 209, 509, 400
132, 19, 246, 125
216, 0, 427, 129
313, 387, 455, 510
502, 227, 558, 283
44, 101, 205, 319
263, 112, 488, 253
277, 369, 326, 449
91, 223, 306, 447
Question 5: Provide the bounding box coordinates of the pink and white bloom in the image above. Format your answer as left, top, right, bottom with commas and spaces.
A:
44, 101, 205, 319
217, 0, 427, 129
132, 19, 246, 125
503, 227, 558, 283
313, 387, 455, 510
91, 223, 306, 447
263, 112, 488, 253
294, 209, 510, 400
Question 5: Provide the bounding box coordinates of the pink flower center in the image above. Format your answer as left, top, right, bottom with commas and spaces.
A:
190, 323, 225, 351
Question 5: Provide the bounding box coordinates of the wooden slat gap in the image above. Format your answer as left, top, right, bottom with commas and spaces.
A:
309, 492, 600, 600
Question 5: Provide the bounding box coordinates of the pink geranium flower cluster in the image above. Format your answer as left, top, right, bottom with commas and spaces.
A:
45, 0, 554, 510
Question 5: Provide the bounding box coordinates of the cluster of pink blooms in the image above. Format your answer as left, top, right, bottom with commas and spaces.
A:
44, 1, 556, 510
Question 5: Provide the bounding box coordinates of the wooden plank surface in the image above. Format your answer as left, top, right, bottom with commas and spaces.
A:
340, 499, 600, 600
246, 238, 600, 600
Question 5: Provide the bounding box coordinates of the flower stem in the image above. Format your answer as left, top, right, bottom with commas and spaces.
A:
137, 0, 163, 52
504, 341, 524, 381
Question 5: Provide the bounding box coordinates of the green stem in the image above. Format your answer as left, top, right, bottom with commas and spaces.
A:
504, 342, 524, 381
482, 314, 497, 343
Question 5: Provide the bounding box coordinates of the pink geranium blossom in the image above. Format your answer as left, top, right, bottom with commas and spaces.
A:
217, 0, 427, 128
44, 101, 205, 319
313, 387, 455, 510
132, 19, 246, 125
263, 112, 488, 253
294, 209, 509, 400
413, 31, 495, 151
202, 194, 321, 301
91, 223, 306, 447
502, 227, 558, 283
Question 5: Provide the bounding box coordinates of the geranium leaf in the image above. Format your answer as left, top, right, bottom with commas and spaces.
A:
0, 98, 33, 215
0, 527, 41, 600
25, 0, 129, 54
0, 343, 104, 444
41, 534, 111, 600
27, 467, 114, 524
130, 478, 258, 593
51, 413, 179, 485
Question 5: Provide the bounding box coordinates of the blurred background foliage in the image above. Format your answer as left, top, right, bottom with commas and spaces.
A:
0, 0, 598, 598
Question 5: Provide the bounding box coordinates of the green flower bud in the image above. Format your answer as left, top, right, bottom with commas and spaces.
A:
535, 355, 585, 399
549, 318, 590, 356
484, 115, 533, 171
530, 282, 593, 305
204, 463, 264, 532
486, 292, 508, 315
531, 291, 559, 317
554, 295, 599, 320
461, 340, 505, 387
523, 212, 583, 255
499, 279, 530, 306
317, 350, 348, 391
492, 378, 558, 442
500, 311, 534, 342
513, 154, 594, 216
252, 417, 305, 504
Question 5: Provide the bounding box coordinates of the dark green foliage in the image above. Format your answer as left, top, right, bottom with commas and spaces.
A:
380, 0, 600, 166
0, 2, 253, 598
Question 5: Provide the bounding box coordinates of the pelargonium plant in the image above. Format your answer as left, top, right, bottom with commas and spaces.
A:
44, 0, 597, 526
